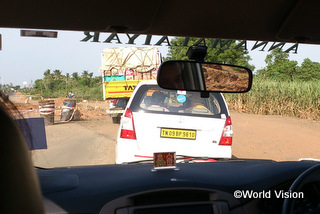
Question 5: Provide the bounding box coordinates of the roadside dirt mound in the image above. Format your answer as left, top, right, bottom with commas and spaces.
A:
46, 97, 108, 119
76, 100, 108, 119
11, 95, 109, 120
15, 103, 38, 111
54, 97, 66, 109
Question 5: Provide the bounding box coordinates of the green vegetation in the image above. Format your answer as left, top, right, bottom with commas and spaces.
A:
165, 38, 255, 71
167, 41, 320, 120
224, 78, 320, 120
234, 48, 320, 120
256, 49, 320, 81
0, 83, 20, 93
30, 69, 103, 100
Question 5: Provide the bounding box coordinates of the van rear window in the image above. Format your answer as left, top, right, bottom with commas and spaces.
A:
131, 85, 226, 117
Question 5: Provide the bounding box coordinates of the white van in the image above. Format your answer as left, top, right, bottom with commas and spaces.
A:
116, 80, 233, 164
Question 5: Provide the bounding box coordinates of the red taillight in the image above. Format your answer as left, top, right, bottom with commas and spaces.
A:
120, 108, 136, 139
108, 99, 117, 103
219, 116, 233, 146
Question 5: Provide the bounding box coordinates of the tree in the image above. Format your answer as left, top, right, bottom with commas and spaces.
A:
53, 70, 63, 80
257, 49, 298, 81
51, 69, 64, 90
296, 58, 320, 81
33, 79, 43, 92
79, 70, 91, 86
72, 72, 79, 80
43, 69, 51, 77
165, 37, 255, 71
43, 69, 54, 90
65, 73, 70, 93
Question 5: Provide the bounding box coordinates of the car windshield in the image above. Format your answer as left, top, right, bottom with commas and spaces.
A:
1, 29, 320, 168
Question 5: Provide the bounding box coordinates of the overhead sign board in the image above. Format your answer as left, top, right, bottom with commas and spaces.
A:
20, 30, 58, 38
81, 32, 299, 54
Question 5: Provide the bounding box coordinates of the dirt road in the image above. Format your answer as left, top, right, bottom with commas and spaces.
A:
32, 109, 320, 167
32, 117, 118, 167
9, 94, 319, 167
231, 112, 320, 161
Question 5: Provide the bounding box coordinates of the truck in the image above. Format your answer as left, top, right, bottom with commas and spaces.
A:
100, 47, 162, 124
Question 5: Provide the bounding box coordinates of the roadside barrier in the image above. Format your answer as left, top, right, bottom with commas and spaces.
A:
60, 99, 76, 122
39, 100, 55, 125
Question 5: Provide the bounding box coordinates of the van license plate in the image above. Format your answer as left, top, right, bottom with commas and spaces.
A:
160, 128, 196, 140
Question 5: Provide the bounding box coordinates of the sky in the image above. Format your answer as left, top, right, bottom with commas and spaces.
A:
1, 28, 320, 87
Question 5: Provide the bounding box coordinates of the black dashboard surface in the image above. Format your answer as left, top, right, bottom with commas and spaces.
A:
37, 160, 318, 213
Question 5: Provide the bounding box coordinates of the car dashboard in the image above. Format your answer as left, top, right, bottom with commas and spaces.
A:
38, 160, 319, 214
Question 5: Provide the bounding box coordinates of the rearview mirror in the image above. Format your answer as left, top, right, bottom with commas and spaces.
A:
157, 60, 252, 93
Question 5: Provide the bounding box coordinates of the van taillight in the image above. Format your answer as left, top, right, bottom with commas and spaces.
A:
120, 108, 136, 139
219, 116, 233, 146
